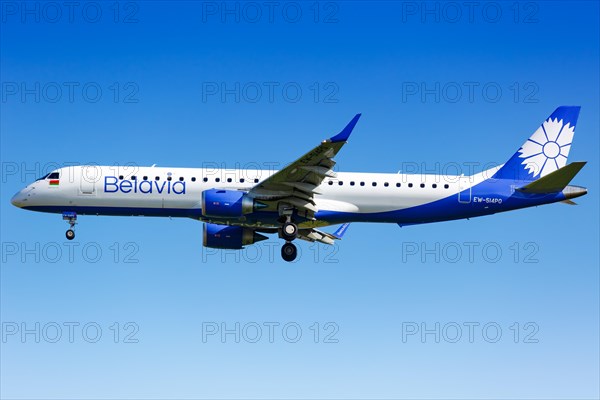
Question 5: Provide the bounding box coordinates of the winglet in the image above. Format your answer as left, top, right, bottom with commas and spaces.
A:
332, 223, 350, 239
329, 114, 361, 143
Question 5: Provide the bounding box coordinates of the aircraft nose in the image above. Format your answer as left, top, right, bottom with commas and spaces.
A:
11, 190, 25, 208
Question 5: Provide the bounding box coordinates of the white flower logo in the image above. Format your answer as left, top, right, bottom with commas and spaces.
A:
519, 117, 574, 177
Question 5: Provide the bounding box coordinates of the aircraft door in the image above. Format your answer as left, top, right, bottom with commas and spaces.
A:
79, 166, 99, 195
458, 175, 471, 203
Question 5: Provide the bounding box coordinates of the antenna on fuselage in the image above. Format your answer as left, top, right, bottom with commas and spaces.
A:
151, 164, 157, 167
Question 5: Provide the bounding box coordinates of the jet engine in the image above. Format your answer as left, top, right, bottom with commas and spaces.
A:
202, 223, 268, 249
201, 189, 266, 218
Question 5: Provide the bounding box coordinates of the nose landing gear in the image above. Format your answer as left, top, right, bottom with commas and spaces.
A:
62, 211, 77, 241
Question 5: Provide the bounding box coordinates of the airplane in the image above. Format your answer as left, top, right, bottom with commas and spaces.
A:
11, 106, 588, 262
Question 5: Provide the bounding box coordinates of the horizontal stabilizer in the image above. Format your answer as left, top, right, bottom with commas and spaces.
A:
517, 162, 586, 193
560, 199, 578, 205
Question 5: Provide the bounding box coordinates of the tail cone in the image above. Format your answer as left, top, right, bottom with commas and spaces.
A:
563, 185, 587, 200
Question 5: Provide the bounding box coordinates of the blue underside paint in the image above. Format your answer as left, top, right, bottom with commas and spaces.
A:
21, 178, 566, 227
23, 205, 204, 219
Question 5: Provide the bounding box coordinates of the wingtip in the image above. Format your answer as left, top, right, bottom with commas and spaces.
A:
332, 223, 351, 239
329, 114, 361, 143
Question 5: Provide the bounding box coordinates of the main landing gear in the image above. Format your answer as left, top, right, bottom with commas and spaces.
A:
280, 218, 298, 262
281, 221, 298, 241
63, 211, 77, 240
281, 242, 297, 262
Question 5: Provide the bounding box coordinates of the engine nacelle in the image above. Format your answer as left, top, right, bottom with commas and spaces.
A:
201, 189, 255, 218
203, 223, 268, 249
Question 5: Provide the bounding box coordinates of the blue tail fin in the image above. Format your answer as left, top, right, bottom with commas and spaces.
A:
493, 106, 580, 181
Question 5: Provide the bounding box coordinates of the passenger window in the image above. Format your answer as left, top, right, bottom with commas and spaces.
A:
338, 181, 343, 186
254, 179, 259, 183
240, 178, 245, 183
396, 183, 401, 187
167, 177, 172, 181
143, 176, 148, 180
328, 181, 333, 185
179, 177, 184, 181
432, 184, 437, 188
227, 178, 232, 183
444, 184, 449, 189
360, 182, 365, 186
119, 175, 124, 180
203, 177, 208, 182
131, 176, 137, 180
408, 183, 413, 188
191, 177, 196, 182
350, 181, 355, 186
372, 182, 377, 187
420, 183, 425, 188
215, 178, 220, 182
155, 176, 160, 181
384, 182, 389, 187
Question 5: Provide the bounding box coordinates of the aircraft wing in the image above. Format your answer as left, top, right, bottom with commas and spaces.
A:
254, 223, 351, 245
248, 114, 361, 219
297, 223, 351, 245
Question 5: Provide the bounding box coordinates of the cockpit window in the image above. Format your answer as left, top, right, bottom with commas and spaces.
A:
36, 173, 50, 181
48, 172, 60, 179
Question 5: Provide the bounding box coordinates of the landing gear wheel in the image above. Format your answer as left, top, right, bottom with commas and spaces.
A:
62, 212, 77, 241
281, 242, 297, 262
66, 229, 75, 240
281, 222, 298, 241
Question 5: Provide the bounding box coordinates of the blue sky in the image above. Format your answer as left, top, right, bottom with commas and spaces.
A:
1, 1, 599, 398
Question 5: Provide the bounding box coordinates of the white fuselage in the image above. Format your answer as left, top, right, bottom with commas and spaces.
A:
11, 165, 497, 228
